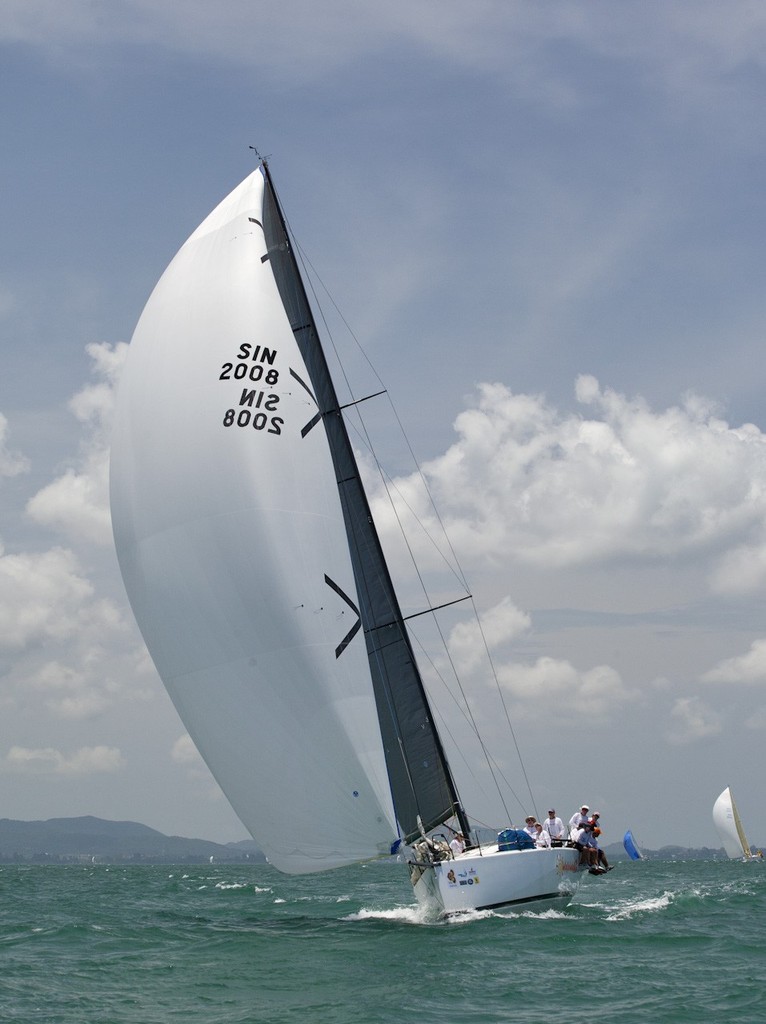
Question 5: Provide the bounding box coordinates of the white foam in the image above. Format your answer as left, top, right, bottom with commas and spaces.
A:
344, 903, 503, 927
343, 904, 432, 926
606, 891, 672, 920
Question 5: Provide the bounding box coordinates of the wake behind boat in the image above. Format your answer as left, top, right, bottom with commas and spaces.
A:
110, 161, 584, 915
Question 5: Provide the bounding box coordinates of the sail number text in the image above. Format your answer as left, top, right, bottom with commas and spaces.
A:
220, 344, 283, 434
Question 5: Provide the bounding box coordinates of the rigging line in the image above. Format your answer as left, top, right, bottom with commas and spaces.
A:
289, 225, 467, 596
381, 391, 470, 594
284, 216, 468, 604
277, 188, 504, 832
407, 626, 515, 823
291, 236, 386, 397
405, 592, 534, 823
420, 606, 510, 824
273, 192, 422, 823
342, 415, 468, 593
279, 219, 367, 405
467, 593, 537, 819
270, 171, 464, 838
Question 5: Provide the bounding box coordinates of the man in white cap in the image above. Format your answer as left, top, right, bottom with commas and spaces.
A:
568, 803, 590, 839
449, 832, 466, 857
542, 808, 566, 845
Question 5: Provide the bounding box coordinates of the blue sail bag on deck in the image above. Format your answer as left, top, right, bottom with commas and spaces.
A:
498, 829, 535, 851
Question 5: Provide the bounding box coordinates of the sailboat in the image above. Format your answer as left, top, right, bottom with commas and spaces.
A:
712, 787, 760, 861
109, 162, 583, 915
622, 830, 643, 860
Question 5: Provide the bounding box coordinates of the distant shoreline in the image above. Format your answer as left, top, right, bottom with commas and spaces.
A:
0, 815, 746, 865
0, 815, 266, 865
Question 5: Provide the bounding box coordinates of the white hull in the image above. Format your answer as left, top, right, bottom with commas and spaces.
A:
409, 845, 581, 915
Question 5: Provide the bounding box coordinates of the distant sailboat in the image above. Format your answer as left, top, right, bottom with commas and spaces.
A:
712, 787, 759, 861
110, 161, 585, 916
623, 830, 643, 860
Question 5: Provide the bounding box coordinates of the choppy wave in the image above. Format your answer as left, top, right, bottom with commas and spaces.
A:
605, 890, 673, 919
2, 860, 764, 1024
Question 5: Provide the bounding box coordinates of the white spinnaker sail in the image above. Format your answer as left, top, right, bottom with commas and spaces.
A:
712, 786, 750, 860
110, 170, 398, 873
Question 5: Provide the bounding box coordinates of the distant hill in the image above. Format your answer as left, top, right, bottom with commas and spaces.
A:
0, 816, 266, 864
604, 841, 737, 861
0, 817, 744, 865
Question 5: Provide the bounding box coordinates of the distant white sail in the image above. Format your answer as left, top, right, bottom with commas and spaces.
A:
712, 787, 751, 860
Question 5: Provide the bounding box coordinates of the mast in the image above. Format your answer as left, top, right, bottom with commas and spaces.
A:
259, 162, 470, 842
730, 792, 752, 859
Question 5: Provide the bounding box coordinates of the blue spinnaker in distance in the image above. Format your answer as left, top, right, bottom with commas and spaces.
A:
623, 830, 643, 860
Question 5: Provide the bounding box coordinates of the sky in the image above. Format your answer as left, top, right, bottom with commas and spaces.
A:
2, 0, 766, 852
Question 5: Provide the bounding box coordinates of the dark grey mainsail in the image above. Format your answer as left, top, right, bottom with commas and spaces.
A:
260, 164, 466, 843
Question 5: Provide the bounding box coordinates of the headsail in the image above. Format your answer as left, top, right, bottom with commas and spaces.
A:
110, 166, 465, 873
622, 830, 643, 860
712, 786, 751, 860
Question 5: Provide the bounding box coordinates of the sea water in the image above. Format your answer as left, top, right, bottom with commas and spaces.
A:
1, 858, 764, 1023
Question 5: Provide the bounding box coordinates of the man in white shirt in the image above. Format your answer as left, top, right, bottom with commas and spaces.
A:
449, 832, 466, 857
522, 815, 537, 839
534, 822, 551, 848
542, 809, 565, 844
572, 821, 598, 867
568, 803, 590, 838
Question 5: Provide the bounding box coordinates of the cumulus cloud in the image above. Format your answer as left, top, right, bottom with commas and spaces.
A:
378, 378, 766, 595
171, 734, 225, 799
0, 342, 157, 737
0, 412, 29, 477
0, 346, 149, 726
701, 638, 766, 685
497, 656, 630, 721
0, 533, 152, 725
448, 597, 530, 676
171, 734, 204, 766
0, 546, 116, 650
26, 659, 123, 719
665, 697, 721, 744
423, 595, 631, 726
4, 0, 766, 101
0, 546, 149, 720
26, 342, 127, 547
3, 745, 125, 775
